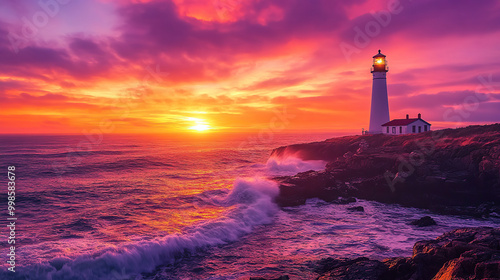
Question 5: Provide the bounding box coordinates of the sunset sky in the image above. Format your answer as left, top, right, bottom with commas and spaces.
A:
1, 0, 499, 134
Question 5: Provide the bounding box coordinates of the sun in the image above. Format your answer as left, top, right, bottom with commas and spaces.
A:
189, 124, 211, 132
185, 116, 212, 132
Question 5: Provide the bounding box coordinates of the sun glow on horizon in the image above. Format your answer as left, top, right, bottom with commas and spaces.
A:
186, 117, 212, 132
189, 123, 212, 132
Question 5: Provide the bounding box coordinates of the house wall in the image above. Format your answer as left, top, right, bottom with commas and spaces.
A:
407, 119, 431, 134
384, 126, 406, 135
382, 119, 431, 135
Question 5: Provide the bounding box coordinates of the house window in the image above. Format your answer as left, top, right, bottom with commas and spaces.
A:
424, 126, 428, 132
392, 127, 396, 134
418, 126, 421, 133
412, 126, 416, 133
399, 126, 402, 134
386, 127, 389, 133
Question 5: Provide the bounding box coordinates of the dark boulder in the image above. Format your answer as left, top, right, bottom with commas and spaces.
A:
347, 206, 365, 212
409, 216, 437, 227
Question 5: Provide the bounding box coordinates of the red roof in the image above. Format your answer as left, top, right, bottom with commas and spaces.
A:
382, 118, 431, 126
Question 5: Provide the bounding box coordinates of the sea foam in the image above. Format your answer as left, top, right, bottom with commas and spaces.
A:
2, 178, 279, 280
266, 155, 326, 176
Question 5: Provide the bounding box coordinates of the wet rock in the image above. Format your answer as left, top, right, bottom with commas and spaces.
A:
274, 170, 339, 207
474, 260, 500, 279
249, 276, 289, 280
343, 151, 354, 159
432, 250, 500, 280
347, 206, 364, 212
413, 227, 500, 280
309, 227, 500, 280
312, 257, 369, 275
491, 205, 500, 218
334, 197, 357, 204
317, 259, 387, 280
475, 202, 495, 218
479, 156, 496, 173
432, 257, 476, 280
382, 257, 415, 280
409, 216, 437, 227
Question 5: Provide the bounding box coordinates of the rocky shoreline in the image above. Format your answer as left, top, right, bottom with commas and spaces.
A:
250, 124, 500, 279
251, 227, 500, 280
272, 124, 500, 217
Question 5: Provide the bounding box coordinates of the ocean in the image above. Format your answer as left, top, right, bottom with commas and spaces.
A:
0, 133, 498, 280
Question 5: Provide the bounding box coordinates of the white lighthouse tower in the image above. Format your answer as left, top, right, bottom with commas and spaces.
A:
368, 50, 390, 134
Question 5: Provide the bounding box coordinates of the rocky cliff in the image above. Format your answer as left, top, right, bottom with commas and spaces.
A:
271, 124, 500, 216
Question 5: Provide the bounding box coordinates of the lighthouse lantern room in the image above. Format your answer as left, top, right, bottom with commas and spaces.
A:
371, 50, 388, 73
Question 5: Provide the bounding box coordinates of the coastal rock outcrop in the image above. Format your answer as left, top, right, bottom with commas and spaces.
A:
313, 227, 500, 280
272, 124, 500, 215
408, 227, 500, 280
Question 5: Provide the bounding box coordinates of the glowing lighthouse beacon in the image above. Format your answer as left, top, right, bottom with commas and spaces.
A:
368, 50, 390, 134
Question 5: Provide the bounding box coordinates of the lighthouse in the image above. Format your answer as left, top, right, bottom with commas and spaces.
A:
368, 50, 390, 134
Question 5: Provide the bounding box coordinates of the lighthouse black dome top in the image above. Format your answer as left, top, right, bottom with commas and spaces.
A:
373, 50, 386, 58
371, 50, 388, 73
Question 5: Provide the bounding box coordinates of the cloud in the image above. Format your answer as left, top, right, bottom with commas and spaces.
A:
241, 77, 309, 91
0, 91, 107, 112
0, 38, 115, 80
340, 0, 500, 42
111, 0, 349, 60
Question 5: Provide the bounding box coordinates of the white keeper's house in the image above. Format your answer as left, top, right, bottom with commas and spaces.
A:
381, 113, 431, 135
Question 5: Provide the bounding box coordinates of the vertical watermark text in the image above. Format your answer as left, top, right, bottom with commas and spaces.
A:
6, 166, 17, 272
